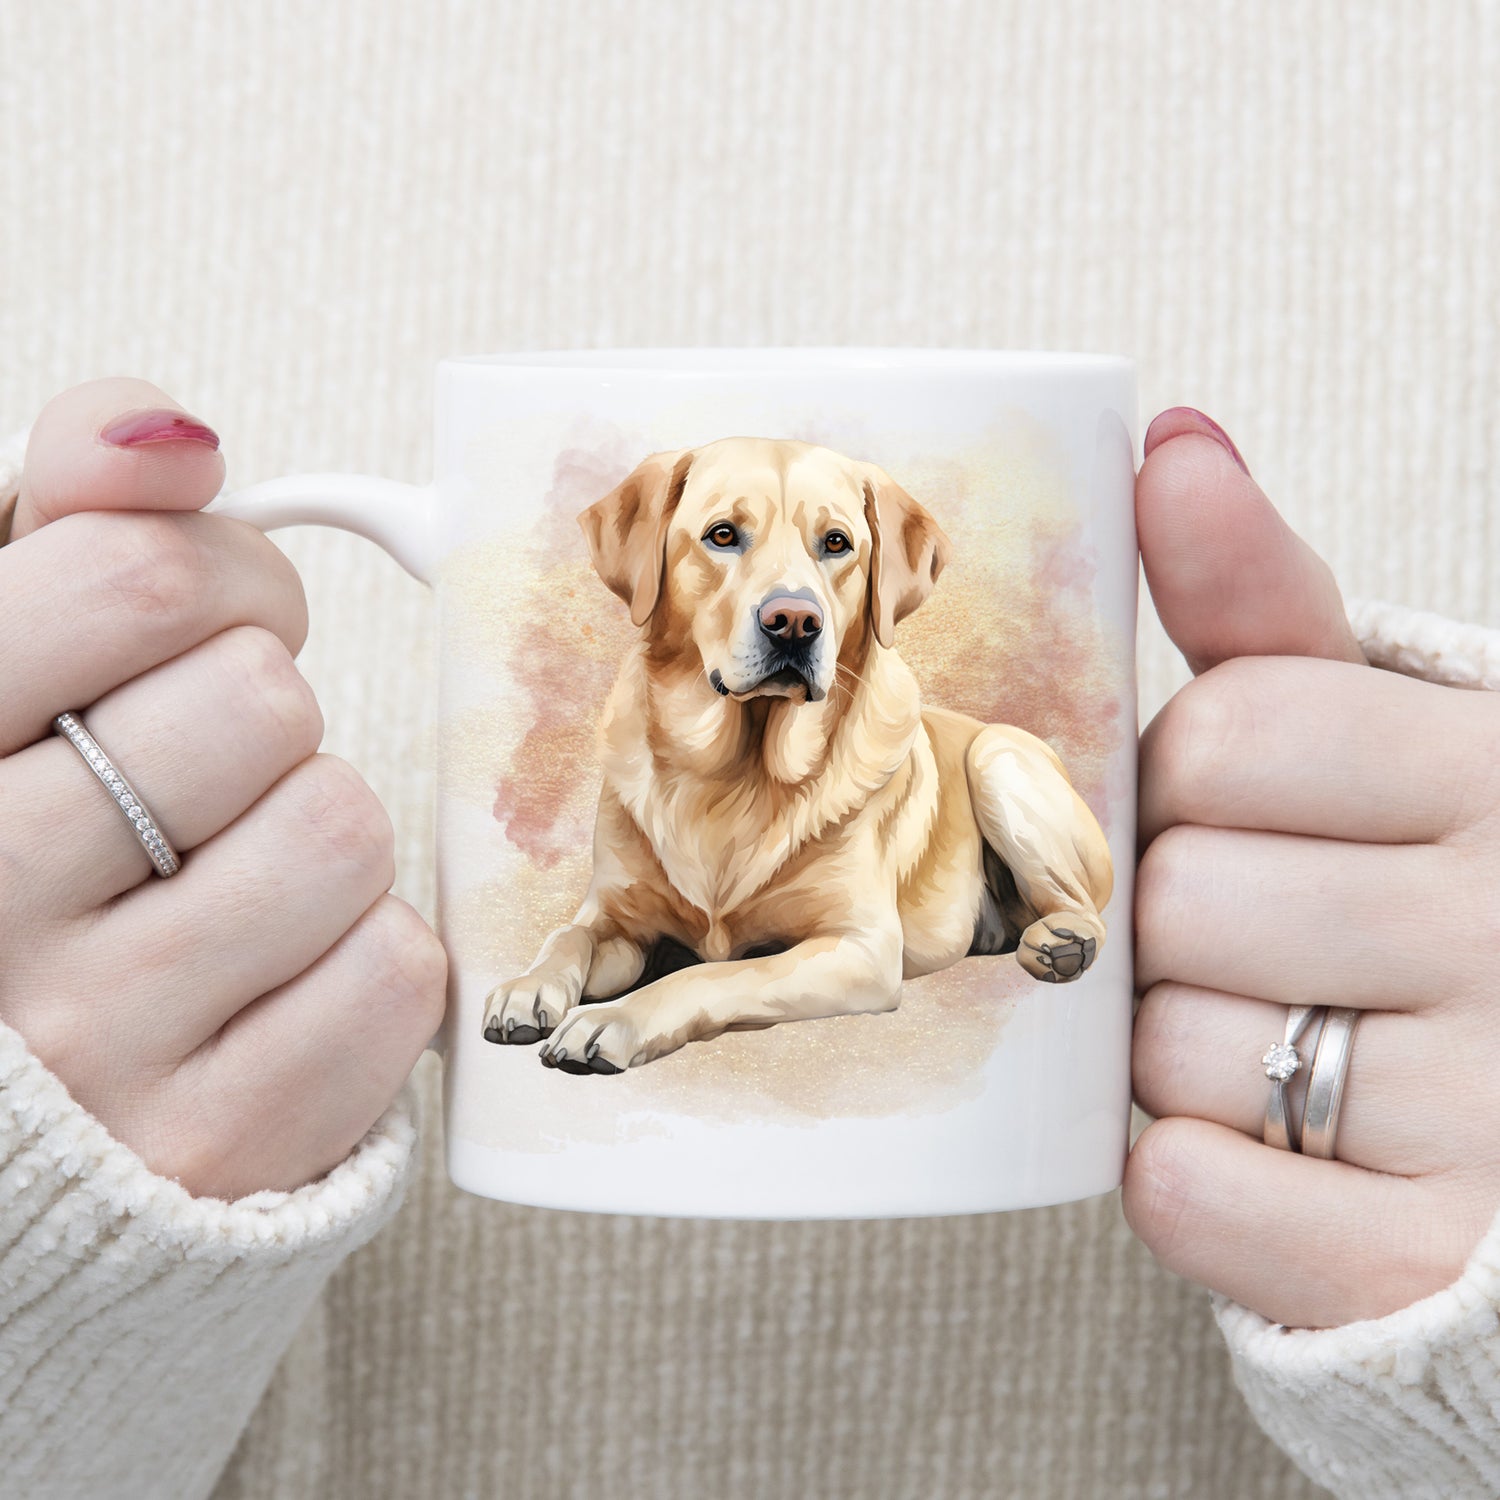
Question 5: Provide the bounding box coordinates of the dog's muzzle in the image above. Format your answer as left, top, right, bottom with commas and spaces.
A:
711, 588, 829, 703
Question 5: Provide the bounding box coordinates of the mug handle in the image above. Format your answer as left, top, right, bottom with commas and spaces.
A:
203, 473, 442, 585
203, 473, 447, 1056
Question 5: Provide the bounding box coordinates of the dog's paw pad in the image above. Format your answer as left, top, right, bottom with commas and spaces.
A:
538, 1007, 637, 1074
1040, 928, 1096, 979
1019, 919, 1099, 983
483, 976, 578, 1045
583, 1039, 622, 1074
544, 1051, 622, 1076
483, 1013, 545, 1045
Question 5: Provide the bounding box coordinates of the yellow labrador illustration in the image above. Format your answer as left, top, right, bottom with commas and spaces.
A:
482, 437, 1114, 1074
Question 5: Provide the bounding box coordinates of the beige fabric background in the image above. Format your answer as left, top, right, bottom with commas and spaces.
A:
2, 2, 1495, 1496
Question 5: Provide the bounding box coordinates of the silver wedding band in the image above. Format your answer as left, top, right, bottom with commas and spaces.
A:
1261, 1003, 1361, 1158
52, 710, 182, 877
1300, 1007, 1362, 1159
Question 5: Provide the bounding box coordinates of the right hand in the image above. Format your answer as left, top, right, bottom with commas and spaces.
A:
0, 378, 446, 1199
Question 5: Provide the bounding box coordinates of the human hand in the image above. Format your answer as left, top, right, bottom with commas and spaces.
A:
1123, 407, 1500, 1330
0, 379, 445, 1199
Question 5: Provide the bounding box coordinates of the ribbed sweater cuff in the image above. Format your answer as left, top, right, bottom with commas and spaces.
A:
0, 1016, 419, 1500
1212, 1203, 1500, 1499
1348, 596, 1500, 692
1213, 596, 1500, 1500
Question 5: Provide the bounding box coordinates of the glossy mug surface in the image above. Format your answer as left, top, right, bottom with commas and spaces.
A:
207, 348, 1139, 1219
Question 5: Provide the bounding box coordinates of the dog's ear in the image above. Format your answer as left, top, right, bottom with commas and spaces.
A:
578, 448, 694, 627
861, 464, 951, 648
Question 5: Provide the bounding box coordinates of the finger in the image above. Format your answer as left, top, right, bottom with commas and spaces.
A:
1131, 983, 1470, 1175
141, 894, 444, 1199
0, 625, 324, 916
0, 508, 309, 755
12, 377, 224, 543
1138, 408, 1367, 674
53, 754, 398, 1061
1137, 653, 1500, 850
1134, 825, 1467, 1012
1122, 1115, 1483, 1328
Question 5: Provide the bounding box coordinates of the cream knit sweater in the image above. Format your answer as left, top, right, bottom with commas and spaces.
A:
3, 6, 1498, 1498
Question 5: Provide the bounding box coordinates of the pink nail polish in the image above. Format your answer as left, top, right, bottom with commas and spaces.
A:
1143, 406, 1251, 477
100, 409, 220, 450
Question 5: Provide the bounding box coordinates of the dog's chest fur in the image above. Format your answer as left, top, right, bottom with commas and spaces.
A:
657, 791, 755, 917
596, 647, 930, 961
621, 762, 840, 957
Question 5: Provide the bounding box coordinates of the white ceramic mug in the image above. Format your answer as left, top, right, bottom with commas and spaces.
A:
206, 348, 1138, 1219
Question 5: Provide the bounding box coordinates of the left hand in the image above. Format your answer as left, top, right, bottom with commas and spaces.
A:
1123, 407, 1500, 1330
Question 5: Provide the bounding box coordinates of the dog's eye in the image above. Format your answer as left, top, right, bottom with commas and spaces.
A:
823, 531, 851, 555
704, 523, 739, 549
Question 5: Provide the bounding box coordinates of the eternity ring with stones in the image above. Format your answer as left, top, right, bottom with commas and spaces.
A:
52, 711, 182, 878
1261, 1004, 1325, 1153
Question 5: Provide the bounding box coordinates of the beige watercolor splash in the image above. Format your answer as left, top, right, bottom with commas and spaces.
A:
439, 413, 1128, 1132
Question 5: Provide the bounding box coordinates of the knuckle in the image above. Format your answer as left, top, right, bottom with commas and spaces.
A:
363, 897, 448, 1028
1133, 823, 1199, 943
1130, 982, 1187, 1116
1459, 866, 1500, 956
216, 626, 323, 757
215, 517, 312, 651
1146, 660, 1257, 805
85, 511, 206, 632
297, 754, 395, 882
1453, 691, 1500, 839
1121, 1117, 1199, 1266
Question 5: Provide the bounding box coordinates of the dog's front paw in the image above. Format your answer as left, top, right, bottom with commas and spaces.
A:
481, 972, 580, 1045
1018, 917, 1099, 983
538, 1001, 653, 1075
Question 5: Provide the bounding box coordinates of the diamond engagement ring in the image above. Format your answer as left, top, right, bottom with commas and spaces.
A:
1262, 1004, 1324, 1152
52, 711, 182, 877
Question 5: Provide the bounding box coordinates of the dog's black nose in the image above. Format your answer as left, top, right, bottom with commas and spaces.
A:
758, 593, 822, 642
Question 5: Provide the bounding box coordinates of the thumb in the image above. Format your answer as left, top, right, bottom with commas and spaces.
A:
1138, 407, 1366, 674
12, 377, 224, 544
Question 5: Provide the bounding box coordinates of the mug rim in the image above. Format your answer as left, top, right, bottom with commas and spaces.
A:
439, 345, 1135, 375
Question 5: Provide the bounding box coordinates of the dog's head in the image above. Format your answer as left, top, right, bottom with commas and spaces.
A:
580, 437, 949, 704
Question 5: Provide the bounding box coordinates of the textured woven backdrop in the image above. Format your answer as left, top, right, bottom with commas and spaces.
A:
1, 3, 1495, 1496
